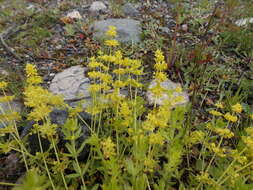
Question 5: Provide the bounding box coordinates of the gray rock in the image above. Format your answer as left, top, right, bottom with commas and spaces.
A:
89, 1, 107, 12
0, 98, 23, 128
235, 18, 253, 27
0, 67, 9, 76
66, 10, 82, 19
123, 3, 139, 17
92, 18, 141, 43
49, 65, 91, 101
146, 79, 189, 107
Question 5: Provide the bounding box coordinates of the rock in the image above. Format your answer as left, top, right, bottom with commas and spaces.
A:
50, 109, 68, 126
146, 79, 189, 107
182, 24, 188, 32
89, 1, 107, 12
66, 10, 82, 19
123, 3, 139, 17
92, 19, 141, 43
235, 18, 253, 27
0, 67, 9, 76
0, 98, 23, 128
49, 65, 90, 101
22, 109, 91, 158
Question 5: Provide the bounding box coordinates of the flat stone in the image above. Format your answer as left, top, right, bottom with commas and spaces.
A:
92, 18, 141, 43
89, 1, 107, 12
146, 79, 189, 107
235, 18, 253, 27
66, 10, 82, 19
49, 65, 90, 101
0, 67, 9, 76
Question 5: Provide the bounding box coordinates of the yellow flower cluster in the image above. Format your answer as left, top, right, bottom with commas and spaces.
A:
144, 158, 156, 173
104, 26, 119, 47
154, 49, 167, 82
187, 131, 205, 146
208, 142, 227, 157
106, 25, 117, 38
0, 95, 14, 103
214, 128, 234, 138
231, 103, 242, 113
101, 137, 116, 159
224, 112, 238, 122
24, 64, 65, 121
119, 101, 132, 127
209, 110, 223, 116
142, 106, 170, 131
149, 133, 164, 145
242, 127, 253, 157
196, 172, 215, 185
215, 102, 224, 109
25, 64, 42, 85
0, 81, 8, 89
104, 39, 119, 47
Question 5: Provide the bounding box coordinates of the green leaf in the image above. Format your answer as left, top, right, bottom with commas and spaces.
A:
65, 173, 80, 179
64, 24, 75, 36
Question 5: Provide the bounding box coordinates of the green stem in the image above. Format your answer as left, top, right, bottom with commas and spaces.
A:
0, 182, 17, 186
51, 137, 68, 190
72, 139, 86, 187
37, 131, 56, 190
218, 160, 253, 186
216, 147, 246, 184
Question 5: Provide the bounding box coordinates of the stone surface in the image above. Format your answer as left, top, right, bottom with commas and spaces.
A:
89, 1, 107, 12
49, 65, 90, 101
0, 98, 23, 128
0, 67, 9, 76
66, 10, 82, 19
92, 18, 141, 43
146, 79, 189, 107
123, 3, 139, 17
235, 18, 253, 27
235, 18, 253, 26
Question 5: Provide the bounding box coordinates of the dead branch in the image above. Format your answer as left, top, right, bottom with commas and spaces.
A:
0, 25, 23, 62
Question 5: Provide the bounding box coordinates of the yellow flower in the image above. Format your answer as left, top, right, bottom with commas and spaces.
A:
101, 137, 116, 159
175, 86, 182, 93
224, 112, 238, 122
0, 95, 14, 103
231, 103, 242, 113
215, 128, 234, 138
89, 84, 102, 93
144, 158, 156, 173
209, 110, 223, 116
155, 49, 165, 63
214, 102, 224, 109
104, 39, 119, 47
28, 104, 52, 121
106, 25, 117, 37
25, 64, 42, 85
0, 81, 8, 89
149, 133, 164, 145
153, 72, 167, 82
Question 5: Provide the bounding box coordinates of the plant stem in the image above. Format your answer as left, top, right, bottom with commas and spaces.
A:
218, 160, 253, 186
51, 137, 68, 190
216, 147, 246, 184
72, 139, 86, 187
0, 182, 17, 186
37, 131, 56, 190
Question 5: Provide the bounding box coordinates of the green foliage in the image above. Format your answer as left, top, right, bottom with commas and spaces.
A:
0, 0, 253, 189
13, 169, 50, 190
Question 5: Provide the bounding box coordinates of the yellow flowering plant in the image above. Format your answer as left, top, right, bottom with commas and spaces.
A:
0, 24, 253, 190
